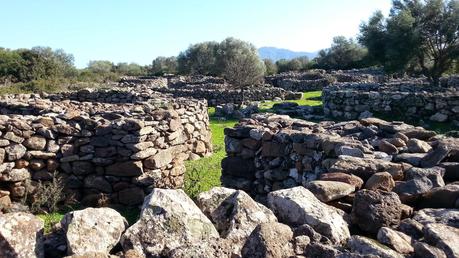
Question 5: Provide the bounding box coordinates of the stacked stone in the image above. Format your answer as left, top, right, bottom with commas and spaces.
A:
323, 80, 459, 123
156, 84, 300, 106
222, 114, 458, 203
0, 91, 212, 208
265, 68, 384, 92
118, 76, 168, 88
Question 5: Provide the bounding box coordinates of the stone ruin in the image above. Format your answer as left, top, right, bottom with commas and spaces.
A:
222, 113, 458, 201
2, 115, 458, 258
154, 75, 302, 106
323, 78, 459, 124
0, 88, 212, 209
265, 68, 384, 92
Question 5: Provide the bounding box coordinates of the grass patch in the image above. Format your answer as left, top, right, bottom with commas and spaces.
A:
184, 118, 237, 198
259, 91, 322, 112
37, 212, 65, 234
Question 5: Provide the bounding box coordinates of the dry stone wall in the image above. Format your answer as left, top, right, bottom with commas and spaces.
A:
221, 113, 459, 202
323, 80, 459, 124
266, 68, 384, 92
0, 90, 212, 208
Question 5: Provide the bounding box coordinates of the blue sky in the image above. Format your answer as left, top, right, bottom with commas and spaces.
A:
0, 0, 392, 68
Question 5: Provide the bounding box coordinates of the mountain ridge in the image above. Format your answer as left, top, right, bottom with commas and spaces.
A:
258, 47, 318, 61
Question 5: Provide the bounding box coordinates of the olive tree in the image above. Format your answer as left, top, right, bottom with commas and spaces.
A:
359, 0, 459, 85
218, 38, 266, 105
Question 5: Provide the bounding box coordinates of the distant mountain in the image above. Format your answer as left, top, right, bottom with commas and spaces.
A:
258, 47, 318, 62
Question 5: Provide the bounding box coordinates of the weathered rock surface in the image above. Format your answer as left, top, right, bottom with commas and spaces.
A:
241, 222, 294, 258
351, 189, 402, 234
412, 208, 459, 228
61, 207, 127, 255
304, 180, 355, 202
268, 186, 350, 244
0, 212, 44, 258
364, 172, 395, 192
347, 235, 404, 258
319, 172, 364, 190
196, 187, 277, 254
120, 188, 219, 257
377, 227, 413, 254
423, 223, 459, 258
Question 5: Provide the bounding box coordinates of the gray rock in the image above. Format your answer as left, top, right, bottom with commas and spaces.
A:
412, 208, 459, 228
62, 207, 127, 255
347, 235, 404, 258
120, 188, 219, 257
196, 187, 277, 254
377, 227, 413, 254
407, 139, 432, 153
0, 212, 44, 258
351, 189, 402, 234
421, 144, 450, 168
5, 144, 27, 161
241, 222, 294, 258
424, 223, 459, 258
268, 186, 350, 244
413, 242, 447, 258
23, 136, 47, 150
304, 180, 355, 202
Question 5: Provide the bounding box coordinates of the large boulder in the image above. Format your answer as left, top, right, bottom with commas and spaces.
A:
196, 187, 277, 254
412, 208, 459, 228
418, 184, 459, 208
393, 167, 445, 203
423, 223, 459, 258
241, 222, 294, 258
319, 172, 364, 190
61, 207, 127, 255
304, 180, 355, 202
414, 242, 447, 258
268, 186, 350, 244
364, 172, 395, 192
377, 227, 413, 254
351, 190, 402, 234
0, 212, 44, 258
120, 188, 219, 257
347, 235, 404, 258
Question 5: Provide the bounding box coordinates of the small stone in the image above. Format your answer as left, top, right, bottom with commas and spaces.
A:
304, 180, 355, 202
377, 227, 413, 254
407, 139, 432, 153
364, 172, 395, 192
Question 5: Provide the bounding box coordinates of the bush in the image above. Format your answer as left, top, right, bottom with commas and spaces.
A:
27, 172, 65, 214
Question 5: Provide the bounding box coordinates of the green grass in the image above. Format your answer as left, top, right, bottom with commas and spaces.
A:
37, 212, 65, 234
184, 118, 237, 199
259, 91, 322, 112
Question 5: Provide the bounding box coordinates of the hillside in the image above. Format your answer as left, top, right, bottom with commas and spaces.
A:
258, 46, 318, 61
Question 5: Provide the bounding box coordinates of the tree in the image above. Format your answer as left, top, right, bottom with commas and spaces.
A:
177, 41, 219, 75
263, 59, 278, 75
314, 36, 367, 70
275, 56, 310, 73
359, 0, 459, 85
218, 38, 266, 105
114, 62, 146, 76
151, 56, 177, 75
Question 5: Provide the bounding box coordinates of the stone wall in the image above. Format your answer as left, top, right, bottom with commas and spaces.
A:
0, 90, 212, 208
266, 68, 384, 92
221, 114, 458, 201
118, 76, 168, 88
155, 83, 301, 106
322, 80, 459, 124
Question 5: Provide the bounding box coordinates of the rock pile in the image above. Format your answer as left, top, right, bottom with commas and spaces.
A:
222, 114, 458, 200
0, 90, 212, 209
2, 184, 458, 257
